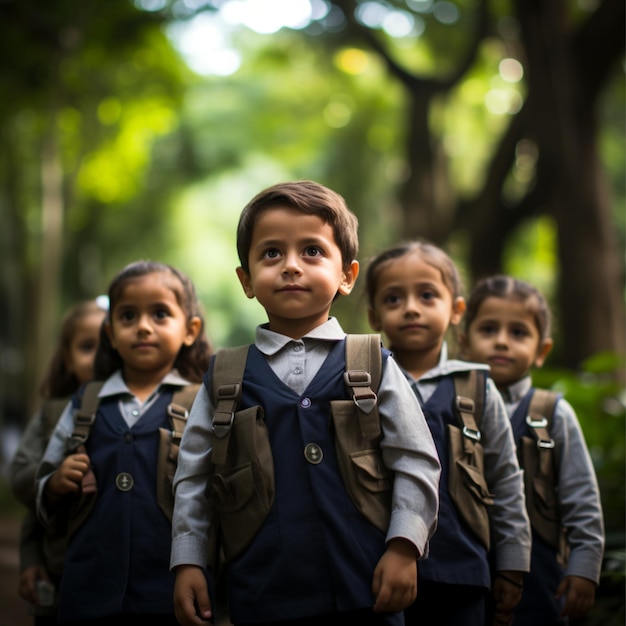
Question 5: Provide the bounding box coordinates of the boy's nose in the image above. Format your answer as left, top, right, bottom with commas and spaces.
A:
282, 253, 303, 276
136, 314, 153, 334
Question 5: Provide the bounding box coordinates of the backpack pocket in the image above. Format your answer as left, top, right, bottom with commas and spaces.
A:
209, 406, 275, 561
447, 424, 494, 549
330, 400, 392, 533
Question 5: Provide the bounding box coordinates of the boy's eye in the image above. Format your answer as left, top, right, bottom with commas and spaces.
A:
421, 290, 436, 301
120, 310, 135, 322
154, 308, 170, 320
478, 323, 496, 335
263, 248, 281, 259
383, 293, 401, 306
511, 327, 529, 339
77, 340, 97, 354
304, 246, 322, 257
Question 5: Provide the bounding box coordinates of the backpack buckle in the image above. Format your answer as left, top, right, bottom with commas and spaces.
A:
344, 371, 377, 413
212, 410, 234, 437
456, 396, 475, 414
168, 403, 189, 421
462, 426, 481, 442
537, 438, 555, 449
526, 415, 548, 428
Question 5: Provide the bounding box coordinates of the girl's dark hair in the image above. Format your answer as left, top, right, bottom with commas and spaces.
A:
40, 300, 107, 399
236, 180, 359, 274
94, 261, 212, 382
464, 274, 552, 340
364, 239, 463, 308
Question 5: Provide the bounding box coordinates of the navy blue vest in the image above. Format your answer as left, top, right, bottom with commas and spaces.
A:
417, 374, 490, 588
510, 390, 564, 623
209, 341, 401, 624
58, 390, 177, 621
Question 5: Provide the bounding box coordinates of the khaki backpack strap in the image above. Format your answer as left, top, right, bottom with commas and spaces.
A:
526, 388, 557, 476
344, 334, 382, 441
453, 370, 484, 455
70, 381, 104, 450
168, 384, 199, 444
211, 345, 250, 465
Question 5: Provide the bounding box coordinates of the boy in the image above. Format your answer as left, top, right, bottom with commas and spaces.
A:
170, 180, 441, 626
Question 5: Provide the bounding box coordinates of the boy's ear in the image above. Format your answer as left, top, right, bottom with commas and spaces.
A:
534, 338, 553, 368
367, 306, 382, 332
183, 316, 202, 346
450, 296, 467, 326
337, 260, 359, 296
235, 267, 255, 299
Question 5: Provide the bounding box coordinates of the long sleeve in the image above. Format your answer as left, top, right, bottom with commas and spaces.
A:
552, 398, 605, 583
481, 378, 531, 572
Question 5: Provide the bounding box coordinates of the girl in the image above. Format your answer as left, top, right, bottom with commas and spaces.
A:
10, 299, 107, 625
460, 274, 605, 625
36, 261, 212, 626
364, 240, 530, 626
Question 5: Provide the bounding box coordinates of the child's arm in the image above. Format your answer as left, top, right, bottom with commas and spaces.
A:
173, 565, 212, 625
482, 380, 531, 577
377, 357, 441, 554
371, 538, 418, 612
553, 399, 605, 590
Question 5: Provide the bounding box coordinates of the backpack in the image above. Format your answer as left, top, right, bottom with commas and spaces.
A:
206, 334, 390, 564
518, 388, 564, 554
447, 369, 494, 550
65, 381, 200, 536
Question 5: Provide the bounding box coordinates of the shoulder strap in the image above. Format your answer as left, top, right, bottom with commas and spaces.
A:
453, 370, 486, 453
210, 345, 251, 465
344, 334, 382, 440
526, 388, 558, 465
168, 384, 200, 444
70, 381, 104, 450
526, 389, 558, 443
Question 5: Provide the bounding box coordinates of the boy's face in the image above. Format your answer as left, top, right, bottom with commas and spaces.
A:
236, 205, 359, 339
460, 296, 552, 388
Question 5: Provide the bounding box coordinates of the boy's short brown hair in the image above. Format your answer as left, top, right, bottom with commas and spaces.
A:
236, 180, 359, 274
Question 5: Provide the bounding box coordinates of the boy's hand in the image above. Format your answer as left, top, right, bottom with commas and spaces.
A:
17, 565, 48, 604
371, 538, 418, 612
556, 575, 596, 619
173, 564, 213, 625
492, 570, 524, 625
46, 452, 91, 498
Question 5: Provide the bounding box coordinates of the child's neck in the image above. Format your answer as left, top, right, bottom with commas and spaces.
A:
122, 366, 171, 403
390, 345, 441, 381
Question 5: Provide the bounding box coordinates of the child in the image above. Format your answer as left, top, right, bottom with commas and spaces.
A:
10, 299, 107, 625
364, 240, 531, 626
459, 274, 605, 625
170, 180, 441, 626
36, 261, 212, 625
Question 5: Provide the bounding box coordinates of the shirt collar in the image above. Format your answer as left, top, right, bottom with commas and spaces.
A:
255, 317, 346, 356
498, 375, 532, 404
416, 341, 489, 381
97, 369, 192, 398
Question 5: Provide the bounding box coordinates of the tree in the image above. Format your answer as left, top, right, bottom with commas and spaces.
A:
327, 0, 624, 368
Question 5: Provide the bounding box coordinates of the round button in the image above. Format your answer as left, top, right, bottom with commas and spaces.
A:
116, 472, 134, 492
294, 345, 302, 352
293, 367, 302, 375
124, 433, 132, 443
131, 409, 139, 417
301, 397, 311, 408
304, 443, 323, 464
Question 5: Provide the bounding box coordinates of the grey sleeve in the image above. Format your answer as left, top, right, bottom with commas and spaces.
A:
378, 356, 441, 558
552, 399, 605, 583
170, 384, 214, 570
482, 378, 531, 572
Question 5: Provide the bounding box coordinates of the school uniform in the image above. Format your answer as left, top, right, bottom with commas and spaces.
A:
402, 343, 531, 626
502, 376, 605, 626
171, 317, 441, 626
36, 370, 194, 624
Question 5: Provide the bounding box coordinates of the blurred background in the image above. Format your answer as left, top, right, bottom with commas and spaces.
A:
0, 0, 623, 622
